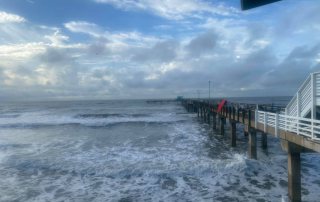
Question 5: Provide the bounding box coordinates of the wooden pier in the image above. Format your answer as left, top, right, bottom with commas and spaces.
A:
182, 98, 320, 202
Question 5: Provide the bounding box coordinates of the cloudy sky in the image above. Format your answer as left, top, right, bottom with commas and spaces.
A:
0, 0, 320, 100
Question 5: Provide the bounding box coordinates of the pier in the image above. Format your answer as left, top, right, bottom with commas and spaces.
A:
182, 72, 320, 202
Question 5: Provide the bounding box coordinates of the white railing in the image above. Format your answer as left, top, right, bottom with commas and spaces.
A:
286, 72, 320, 119
256, 110, 320, 141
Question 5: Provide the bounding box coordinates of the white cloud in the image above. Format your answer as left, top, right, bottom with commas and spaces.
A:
0, 11, 26, 23
94, 0, 238, 20
64, 21, 104, 37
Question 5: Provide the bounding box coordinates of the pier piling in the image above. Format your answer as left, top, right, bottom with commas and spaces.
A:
212, 112, 216, 130
249, 128, 257, 159
220, 117, 225, 136
231, 121, 237, 147
281, 140, 302, 202
261, 132, 268, 149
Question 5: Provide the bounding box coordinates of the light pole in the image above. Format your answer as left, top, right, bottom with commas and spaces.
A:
208, 80, 211, 101
212, 81, 214, 99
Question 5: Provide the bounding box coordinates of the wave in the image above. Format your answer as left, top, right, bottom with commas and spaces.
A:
0, 112, 187, 128
75, 113, 149, 119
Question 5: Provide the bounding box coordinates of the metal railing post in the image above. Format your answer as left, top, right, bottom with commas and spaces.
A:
275, 112, 279, 137
255, 104, 258, 128
264, 112, 267, 132
285, 108, 288, 132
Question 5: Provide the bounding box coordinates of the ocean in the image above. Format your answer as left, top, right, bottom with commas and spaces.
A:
0, 98, 320, 201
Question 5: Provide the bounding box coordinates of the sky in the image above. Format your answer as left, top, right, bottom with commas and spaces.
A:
0, 0, 320, 100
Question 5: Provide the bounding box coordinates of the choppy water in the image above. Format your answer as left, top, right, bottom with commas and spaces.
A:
0, 99, 319, 201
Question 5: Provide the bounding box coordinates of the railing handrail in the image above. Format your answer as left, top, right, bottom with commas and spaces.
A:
256, 109, 320, 141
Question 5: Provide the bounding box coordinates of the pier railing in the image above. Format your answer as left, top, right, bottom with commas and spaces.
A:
286, 72, 320, 118
183, 99, 320, 142
256, 110, 320, 141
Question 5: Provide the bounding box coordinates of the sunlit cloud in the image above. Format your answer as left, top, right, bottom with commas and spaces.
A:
94, 0, 239, 20
0, 11, 26, 23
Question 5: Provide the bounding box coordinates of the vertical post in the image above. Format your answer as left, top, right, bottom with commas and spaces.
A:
297, 91, 300, 117
212, 112, 216, 130
208, 80, 211, 100
197, 104, 200, 117
296, 91, 300, 136
242, 109, 248, 136
220, 117, 225, 136
237, 106, 240, 122
288, 151, 301, 202
261, 132, 267, 149
242, 109, 245, 124
275, 112, 279, 137
311, 73, 316, 139
255, 105, 258, 128
248, 128, 257, 159
282, 141, 302, 202
264, 112, 267, 132
285, 108, 288, 132
231, 121, 236, 147
248, 110, 252, 128
207, 111, 210, 124
232, 107, 235, 121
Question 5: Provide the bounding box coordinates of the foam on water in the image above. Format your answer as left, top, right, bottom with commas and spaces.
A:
0, 111, 187, 128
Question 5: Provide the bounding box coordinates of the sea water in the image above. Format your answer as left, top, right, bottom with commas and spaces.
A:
0, 99, 319, 201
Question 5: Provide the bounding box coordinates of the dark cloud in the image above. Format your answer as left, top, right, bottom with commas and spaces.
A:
186, 30, 218, 57
131, 40, 179, 63
261, 44, 320, 93
38, 47, 72, 65
87, 37, 111, 57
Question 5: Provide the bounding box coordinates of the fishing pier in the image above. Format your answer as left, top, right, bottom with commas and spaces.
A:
182, 72, 320, 202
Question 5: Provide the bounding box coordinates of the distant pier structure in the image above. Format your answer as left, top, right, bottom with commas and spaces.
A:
182, 72, 320, 202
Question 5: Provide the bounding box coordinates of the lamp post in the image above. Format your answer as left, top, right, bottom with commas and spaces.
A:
208, 80, 211, 102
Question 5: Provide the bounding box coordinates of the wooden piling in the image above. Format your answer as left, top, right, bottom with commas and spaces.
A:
261, 132, 267, 149
237, 107, 240, 122
197, 105, 199, 117
281, 140, 302, 202
212, 112, 216, 130
231, 121, 236, 147
220, 117, 225, 136
288, 151, 301, 202
248, 128, 257, 159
